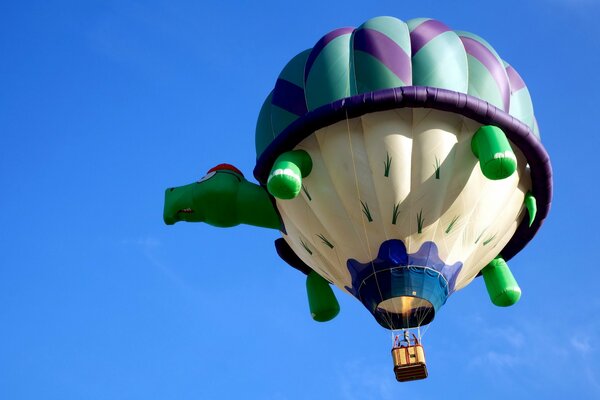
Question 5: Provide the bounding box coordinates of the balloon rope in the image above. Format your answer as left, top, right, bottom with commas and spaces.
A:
419, 311, 433, 339
345, 111, 394, 327
417, 298, 429, 328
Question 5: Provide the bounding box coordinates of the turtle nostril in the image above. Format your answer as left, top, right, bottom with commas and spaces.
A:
169, 188, 175, 192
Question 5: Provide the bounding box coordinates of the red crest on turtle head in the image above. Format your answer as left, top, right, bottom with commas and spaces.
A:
207, 164, 244, 177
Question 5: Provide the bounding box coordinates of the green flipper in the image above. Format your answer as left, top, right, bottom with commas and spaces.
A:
481, 256, 521, 307
267, 150, 313, 200
306, 270, 339, 322
471, 126, 517, 180
524, 191, 537, 227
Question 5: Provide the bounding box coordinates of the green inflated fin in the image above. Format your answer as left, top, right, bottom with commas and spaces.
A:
267, 150, 313, 200
482, 256, 521, 307
524, 191, 537, 227
306, 270, 339, 322
471, 125, 517, 180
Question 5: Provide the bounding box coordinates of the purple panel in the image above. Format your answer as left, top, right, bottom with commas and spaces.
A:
353, 28, 412, 85
304, 27, 355, 82
274, 238, 312, 275
409, 19, 451, 55
460, 36, 510, 111
506, 65, 527, 92
272, 78, 308, 116
254, 86, 552, 264
407, 241, 463, 291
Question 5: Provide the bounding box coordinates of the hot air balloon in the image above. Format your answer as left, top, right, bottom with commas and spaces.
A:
163, 16, 552, 381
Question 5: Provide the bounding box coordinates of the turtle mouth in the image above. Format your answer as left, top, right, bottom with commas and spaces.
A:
177, 208, 195, 215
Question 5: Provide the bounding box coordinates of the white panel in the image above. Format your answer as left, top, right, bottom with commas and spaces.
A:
276, 109, 531, 297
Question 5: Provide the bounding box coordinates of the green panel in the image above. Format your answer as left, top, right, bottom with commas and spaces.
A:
455, 30, 502, 59
503, 61, 536, 134
482, 257, 521, 307
411, 31, 468, 93
353, 50, 406, 93
359, 16, 411, 55
255, 92, 275, 158
306, 270, 340, 322
305, 34, 352, 111
278, 49, 311, 88
349, 43, 358, 96
466, 56, 504, 109
508, 86, 535, 131
406, 17, 429, 30
533, 117, 540, 140
271, 105, 301, 137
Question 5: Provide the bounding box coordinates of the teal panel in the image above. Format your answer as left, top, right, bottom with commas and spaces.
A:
455, 30, 502, 59
411, 31, 468, 93
305, 34, 352, 111
359, 16, 411, 55
503, 61, 536, 134
278, 49, 311, 89
458, 31, 510, 111
508, 87, 535, 131
351, 16, 411, 93
406, 17, 430, 31
255, 91, 275, 158
353, 50, 406, 93
533, 117, 540, 140
271, 105, 300, 137
466, 56, 504, 109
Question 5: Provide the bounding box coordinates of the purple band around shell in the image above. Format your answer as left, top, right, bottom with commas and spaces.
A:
409, 19, 451, 55
460, 36, 510, 111
353, 28, 412, 85
253, 86, 552, 263
304, 27, 354, 82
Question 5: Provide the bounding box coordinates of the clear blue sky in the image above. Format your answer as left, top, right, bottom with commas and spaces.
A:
1, 1, 600, 399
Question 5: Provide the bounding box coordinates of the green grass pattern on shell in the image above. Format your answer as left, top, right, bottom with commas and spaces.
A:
301, 184, 312, 201
417, 210, 424, 234
317, 234, 334, 249
361, 201, 373, 222
483, 234, 497, 246
434, 156, 441, 179
445, 215, 460, 234
384, 152, 392, 177
392, 203, 401, 225
300, 239, 313, 255
475, 230, 485, 244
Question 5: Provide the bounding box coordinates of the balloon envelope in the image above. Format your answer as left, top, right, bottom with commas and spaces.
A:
253, 17, 552, 329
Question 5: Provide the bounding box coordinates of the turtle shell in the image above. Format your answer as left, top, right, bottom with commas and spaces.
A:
252, 17, 552, 328
255, 17, 541, 163
253, 16, 550, 262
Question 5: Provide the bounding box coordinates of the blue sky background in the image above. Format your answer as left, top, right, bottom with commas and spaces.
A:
2, 1, 600, 399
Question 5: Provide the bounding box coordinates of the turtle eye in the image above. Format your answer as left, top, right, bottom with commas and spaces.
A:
197, 171, 216, 183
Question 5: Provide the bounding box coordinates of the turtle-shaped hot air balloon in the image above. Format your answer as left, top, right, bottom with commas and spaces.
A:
164, 16, 552, 379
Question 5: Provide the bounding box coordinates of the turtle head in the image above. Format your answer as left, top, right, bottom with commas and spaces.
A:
163, 164, 246, 227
